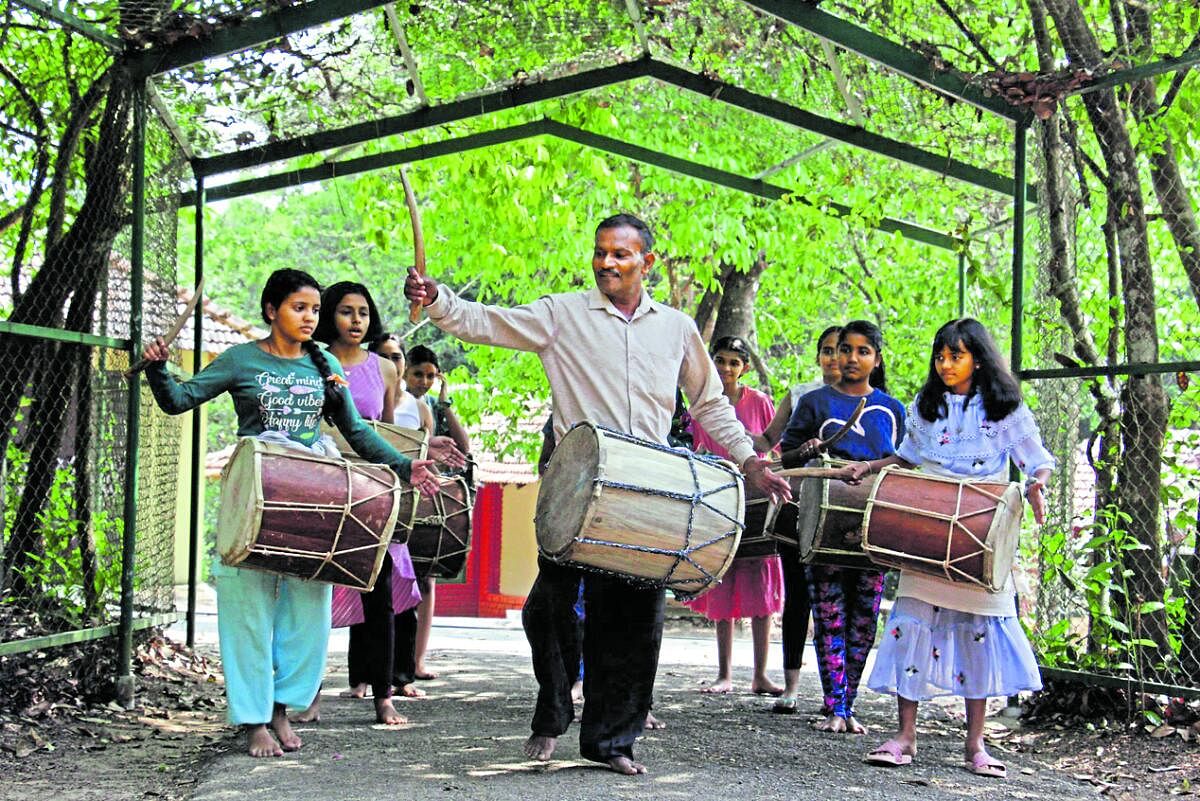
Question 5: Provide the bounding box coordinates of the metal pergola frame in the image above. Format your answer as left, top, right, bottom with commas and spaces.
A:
16, 0, 1198, 689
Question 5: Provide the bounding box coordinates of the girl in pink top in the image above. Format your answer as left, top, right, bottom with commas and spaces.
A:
686, 336, 784, 696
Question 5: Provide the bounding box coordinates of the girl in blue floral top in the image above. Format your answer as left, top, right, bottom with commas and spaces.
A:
845, 319, 1054, 779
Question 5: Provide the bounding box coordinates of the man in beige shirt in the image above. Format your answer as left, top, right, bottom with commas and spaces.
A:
405, 213, 789, 775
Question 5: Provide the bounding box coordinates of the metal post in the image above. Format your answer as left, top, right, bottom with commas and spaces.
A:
118, 79, 147, 707
186, 171, 204, 648
1010, 121, 1028, 373
957, 249, 966, 318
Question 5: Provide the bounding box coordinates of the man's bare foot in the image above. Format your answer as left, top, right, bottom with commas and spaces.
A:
375, 697, 408, 725
815, 714, 848, 733
570, 680, 583, 704
750, 678, 784, 696
339, 683, 369, 699
291, 697, 320, 723
270, 706, 302, 751
523, 734, 557, 761
397, 683, 425, 698
246, 725, 283, 758
607, 756, 647, 775
701, 678, 734, 694
644, 712, 666, 730
414, 666, 438, 680
846, 715, 868, 734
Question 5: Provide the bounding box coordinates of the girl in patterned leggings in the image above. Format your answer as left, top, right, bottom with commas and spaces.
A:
779, 320, 905, 734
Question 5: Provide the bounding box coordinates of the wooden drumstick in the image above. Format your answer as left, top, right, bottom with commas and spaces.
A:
400, 167, 427, 324
124, 277, 205, 378
771, 467, 855, 480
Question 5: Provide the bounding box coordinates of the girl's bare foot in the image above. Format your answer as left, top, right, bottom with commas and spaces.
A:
270, 706, 302, 751
846, 715, 868, 735
375, 697, 408, 725
291, 696, 320, 723
246, 725, 283, 758
607, 756, 647, 775
750, 678, 784, 696
414, 666, 438, 680
815, 714, 848, 733
701, 678, 734, 694
339, 683, 369, 699
397, 683, 425, 698
523, 734, 557, 761
644, 712, 666, 730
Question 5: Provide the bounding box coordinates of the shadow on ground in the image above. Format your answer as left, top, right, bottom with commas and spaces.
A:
191, 648, 1093, 801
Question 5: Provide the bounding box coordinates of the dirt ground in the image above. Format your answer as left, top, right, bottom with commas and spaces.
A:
3, 621, 1199, 801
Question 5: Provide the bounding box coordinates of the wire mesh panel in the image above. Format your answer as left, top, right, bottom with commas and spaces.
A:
1, 2, 187, 649
1020, 77, 1200, 692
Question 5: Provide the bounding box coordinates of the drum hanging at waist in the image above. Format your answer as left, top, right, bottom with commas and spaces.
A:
403, 475, 473, 580
215, 438, 412, 590
765, 456, 874, 570
861, 466, 1023, 592
534, 422, 744, 597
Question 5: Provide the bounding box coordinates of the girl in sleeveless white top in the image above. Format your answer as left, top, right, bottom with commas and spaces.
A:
393, 391, 423, 428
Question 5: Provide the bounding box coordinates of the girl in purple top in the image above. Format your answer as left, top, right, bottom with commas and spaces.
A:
298, 281, 412, 726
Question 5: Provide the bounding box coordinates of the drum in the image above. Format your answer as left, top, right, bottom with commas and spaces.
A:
766, 457, 875, 569
322, 420, 429, 463
735, 486, 777, 559
404, 475, 473, 579
862, 466, 1024, 592
216, 438, 412, 590
534, 422, 744, 597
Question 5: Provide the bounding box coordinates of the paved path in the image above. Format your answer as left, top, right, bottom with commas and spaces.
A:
177, 608, 1093, 801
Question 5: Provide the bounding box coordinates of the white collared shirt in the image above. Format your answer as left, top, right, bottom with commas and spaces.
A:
425, 284, 755, 466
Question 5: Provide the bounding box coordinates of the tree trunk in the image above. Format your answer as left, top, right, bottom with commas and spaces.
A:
711, 254, 771, 390
1, 72, 134, 596
1043, 0, 1170, 654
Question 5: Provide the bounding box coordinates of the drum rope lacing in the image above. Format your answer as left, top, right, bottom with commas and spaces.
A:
862, 467, 1013, 590
567, 426, 744, 599
407, 480, 472, 572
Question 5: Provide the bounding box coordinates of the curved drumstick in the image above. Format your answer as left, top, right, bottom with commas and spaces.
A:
401, 168, 426, 323
777, 396, 867, 467
124, 277, 205, 378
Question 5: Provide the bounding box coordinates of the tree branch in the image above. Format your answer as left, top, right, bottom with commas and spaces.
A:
933, 0, 1001, 69
1160, 31, 1200, 111
0, 60, 49, 301
46, 66, 113, 249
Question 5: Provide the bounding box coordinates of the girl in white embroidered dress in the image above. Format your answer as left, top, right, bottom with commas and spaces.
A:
843, 319, 1054, 780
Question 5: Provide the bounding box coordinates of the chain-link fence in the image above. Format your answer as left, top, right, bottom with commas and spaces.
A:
0, 3, 187, 660
1020, 77, 1200, 696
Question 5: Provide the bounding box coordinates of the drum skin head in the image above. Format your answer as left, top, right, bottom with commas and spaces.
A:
535, 423, 602, 558
987, 483, 1025, 589
216, 438, 263, 565
794, 474, 827, 561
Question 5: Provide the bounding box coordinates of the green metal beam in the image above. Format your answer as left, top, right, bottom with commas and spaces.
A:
1071, 47, 1200, 98
646, 60, 1036, 201
740, 0, 1022, 121
196, 59, 654, 177
184, 121, 551, 203
186, 117, 959, 250
1039, 665, 1200, 703
14, 0, 123, 50
129, 0, 395, 77
0, 320, 129, 350
1019, 360, 1200, 380
0, 613, 183, 657
543, 120, 959, 249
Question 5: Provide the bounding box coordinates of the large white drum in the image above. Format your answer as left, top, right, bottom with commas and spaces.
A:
534, 422, 744, 597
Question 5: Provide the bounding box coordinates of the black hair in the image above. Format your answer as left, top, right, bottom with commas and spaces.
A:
259, 268, 345, 420
595, 213, 655, 252
406, 344, 439, 370
915, 318, 1021, 423
367, 332, 404, 354
710, 335, 752, 362
838, 319, 888, 394
815, 325, 843, 360
313, 281, 384, 345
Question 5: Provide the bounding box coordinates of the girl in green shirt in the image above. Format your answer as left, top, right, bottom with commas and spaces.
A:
143, 269, 438, 758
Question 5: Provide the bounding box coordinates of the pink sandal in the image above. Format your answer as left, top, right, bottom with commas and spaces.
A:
964, 751, 1006, 778
863, 740, 913, 767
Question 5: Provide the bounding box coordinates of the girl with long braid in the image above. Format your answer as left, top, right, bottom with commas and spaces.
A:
141, 269, 439, 757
